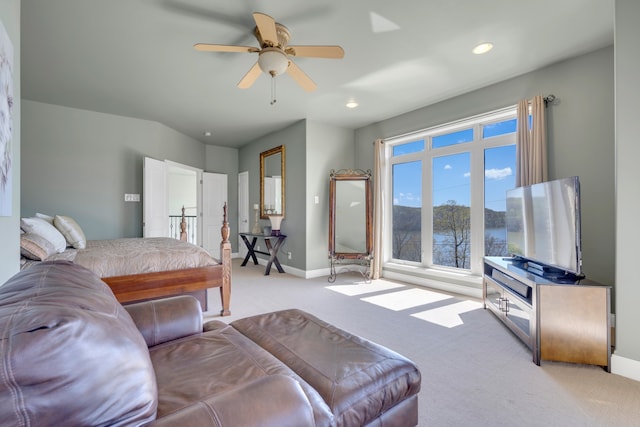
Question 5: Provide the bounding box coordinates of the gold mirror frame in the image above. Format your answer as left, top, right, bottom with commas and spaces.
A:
328, 169, 373, 259
260, 145, 285, 219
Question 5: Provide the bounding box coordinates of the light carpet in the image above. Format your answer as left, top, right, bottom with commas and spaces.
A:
204, 260, 640, 426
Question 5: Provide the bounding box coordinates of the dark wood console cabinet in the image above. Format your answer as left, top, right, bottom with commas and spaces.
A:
483, 257, 611, 371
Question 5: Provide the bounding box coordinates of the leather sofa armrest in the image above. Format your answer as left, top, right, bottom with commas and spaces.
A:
124, 295, 203, 347
146, 376, 315, 427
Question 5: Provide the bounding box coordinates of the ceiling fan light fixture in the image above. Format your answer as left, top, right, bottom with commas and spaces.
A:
258, 48, 289, 77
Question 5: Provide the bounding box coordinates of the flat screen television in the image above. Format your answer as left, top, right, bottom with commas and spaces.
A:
505, 176, 583, 278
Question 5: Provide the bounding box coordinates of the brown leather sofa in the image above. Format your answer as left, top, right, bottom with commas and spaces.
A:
0, 261, 421, 426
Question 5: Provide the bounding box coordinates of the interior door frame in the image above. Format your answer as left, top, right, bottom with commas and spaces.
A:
165, 160, 203, 245
238, 171, 249, 258
143, 157, 168, 238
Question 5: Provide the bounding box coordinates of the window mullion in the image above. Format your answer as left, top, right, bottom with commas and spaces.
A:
385, 107, 516, 276
422, 150, 432, 267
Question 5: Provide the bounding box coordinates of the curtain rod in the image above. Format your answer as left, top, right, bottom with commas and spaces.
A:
543, 94, 556, 105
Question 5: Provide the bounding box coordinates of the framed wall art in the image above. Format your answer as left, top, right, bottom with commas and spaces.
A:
0, 18, 13, 216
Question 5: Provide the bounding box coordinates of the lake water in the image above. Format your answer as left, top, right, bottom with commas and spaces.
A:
434, 227, 506, 242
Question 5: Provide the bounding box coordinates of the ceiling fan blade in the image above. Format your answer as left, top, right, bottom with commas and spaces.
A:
287, 60, 317, 92
253, 12, 279, 46
285, 45, 345, 59
194, 43, 259, 53
237, 62, 263, 89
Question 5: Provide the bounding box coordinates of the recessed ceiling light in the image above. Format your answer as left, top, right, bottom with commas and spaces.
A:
346, 101, 359, 109
472, 42, 493, 55
203, 131, 212, 137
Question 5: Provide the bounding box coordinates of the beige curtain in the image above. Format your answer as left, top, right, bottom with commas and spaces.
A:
371, 139, 385, 279
516, 95, 548, 186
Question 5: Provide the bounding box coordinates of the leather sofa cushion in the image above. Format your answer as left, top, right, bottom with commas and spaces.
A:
0, 261, 157, 426
231, 309, 422, 427
125, 295, 203, 347
151, 321, 334, 427
148, 376, 315, 427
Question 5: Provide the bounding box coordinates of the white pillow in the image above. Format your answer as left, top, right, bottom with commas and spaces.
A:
35, 212, 55, 224
20, 217, 68, 253
54, 215, 87, 249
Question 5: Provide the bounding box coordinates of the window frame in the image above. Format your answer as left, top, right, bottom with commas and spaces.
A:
384, 106, 517, 277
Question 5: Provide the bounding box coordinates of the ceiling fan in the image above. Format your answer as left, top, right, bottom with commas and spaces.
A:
194, 12, 344, 93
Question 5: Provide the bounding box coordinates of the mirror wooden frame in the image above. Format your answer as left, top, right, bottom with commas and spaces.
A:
328, 169, 373, 282
260, 145, 285, 219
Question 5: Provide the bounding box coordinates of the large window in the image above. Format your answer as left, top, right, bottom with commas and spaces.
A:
387, 108, 517, 275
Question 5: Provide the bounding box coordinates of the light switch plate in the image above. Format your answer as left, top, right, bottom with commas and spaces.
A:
124, 193, 140, 202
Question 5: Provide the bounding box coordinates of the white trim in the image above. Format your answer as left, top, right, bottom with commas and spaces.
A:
302, 266, 331, 279
385, 106, 517, 277
384, 105, 517, 145
382, 267, 483, 299
234, 254, 317, 279
611, 354, 640, 382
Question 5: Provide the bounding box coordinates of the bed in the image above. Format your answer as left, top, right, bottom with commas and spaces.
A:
19, 205, 232, 316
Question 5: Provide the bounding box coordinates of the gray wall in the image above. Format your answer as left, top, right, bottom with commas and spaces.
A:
236, 119, 353, 272
21, 101, 207, 239
305, 121, 354, 271
238, 120, 306, 269
355, 46, 615, 288
614, 0, 640, 372
0, 0, 20, 284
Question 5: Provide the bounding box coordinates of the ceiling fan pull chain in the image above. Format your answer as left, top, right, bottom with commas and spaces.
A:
270, 76, 277, 106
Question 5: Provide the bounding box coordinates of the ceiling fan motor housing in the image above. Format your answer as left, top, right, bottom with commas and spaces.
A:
254, 22, 291, 49
255, 23, 291, 77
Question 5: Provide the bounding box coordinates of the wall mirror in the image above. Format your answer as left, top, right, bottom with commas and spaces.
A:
260, 145, 285, 219
328, 169, 373, 282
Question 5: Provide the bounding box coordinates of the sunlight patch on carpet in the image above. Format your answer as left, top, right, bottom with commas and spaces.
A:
411, 300, 483, 328
326, 280, 405, 296
361, 288, 453, 311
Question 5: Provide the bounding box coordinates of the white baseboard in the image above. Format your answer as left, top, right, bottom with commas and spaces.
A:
235, 255, 324, 279
302, 267, 331, 279
611, 353, 640, 382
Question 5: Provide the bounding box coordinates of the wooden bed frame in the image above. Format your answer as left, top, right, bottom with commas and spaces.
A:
103, 204, 232, 316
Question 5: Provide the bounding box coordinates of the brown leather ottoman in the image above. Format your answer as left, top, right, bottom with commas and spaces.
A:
231, 309, 421, 427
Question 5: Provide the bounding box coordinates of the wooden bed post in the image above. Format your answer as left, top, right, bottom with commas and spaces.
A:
179, 206, 188, 241
219, 202, 232, 316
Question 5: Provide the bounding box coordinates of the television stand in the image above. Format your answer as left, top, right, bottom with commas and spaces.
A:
483, 256, 611, 371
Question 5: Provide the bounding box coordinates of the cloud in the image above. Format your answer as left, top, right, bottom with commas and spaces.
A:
463, 172, 471, 178
394, 192, 421, 207
444, 164, 452, 170
485, 167, 513, 180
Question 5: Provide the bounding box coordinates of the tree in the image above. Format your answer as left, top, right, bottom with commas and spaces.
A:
485, 233, 507, 256
392, 205, 421, 261
433, 200, 470, 268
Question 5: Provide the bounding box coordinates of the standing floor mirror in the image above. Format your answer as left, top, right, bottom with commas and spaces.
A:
328, 169, 373, 282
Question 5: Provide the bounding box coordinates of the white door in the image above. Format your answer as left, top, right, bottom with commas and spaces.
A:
202, 172, 228, 259
143, 157, 169, 237
238, 171, 249, 258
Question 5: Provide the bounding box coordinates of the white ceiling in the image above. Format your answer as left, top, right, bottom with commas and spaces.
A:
20, 0, 614, 148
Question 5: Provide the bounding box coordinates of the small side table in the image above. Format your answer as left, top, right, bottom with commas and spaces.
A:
239, 233, 287, 275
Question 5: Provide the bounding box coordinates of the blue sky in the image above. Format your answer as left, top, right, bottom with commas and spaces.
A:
392, 123, 516, 212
